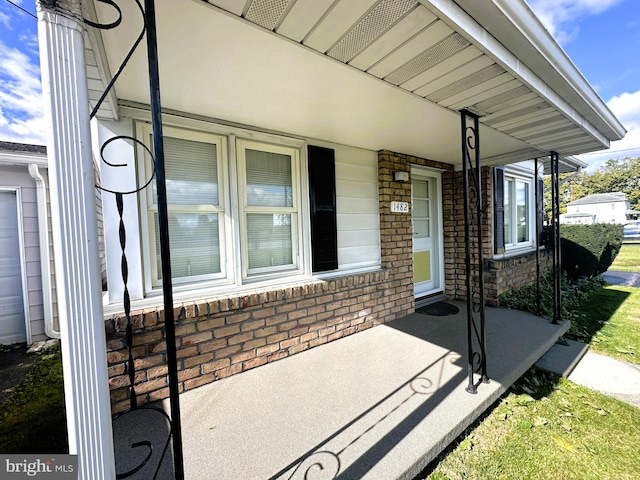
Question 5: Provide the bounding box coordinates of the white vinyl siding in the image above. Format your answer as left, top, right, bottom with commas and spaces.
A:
334, 146, 380, 269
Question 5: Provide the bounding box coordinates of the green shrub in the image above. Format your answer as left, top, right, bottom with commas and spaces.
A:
499, 273, 604, 322
560, 224, 623, 279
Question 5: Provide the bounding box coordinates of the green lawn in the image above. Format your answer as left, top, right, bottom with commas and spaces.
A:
569, 286, 640, 364
0, 347, 68, 453
609, 243, 640, 272
424, 368, 640, 480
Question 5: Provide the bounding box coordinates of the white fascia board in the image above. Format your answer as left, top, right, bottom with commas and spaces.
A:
0, 150, 48, 167
561, 155, 587, 170
419, 0, 621, 149
488, 0, 625, 141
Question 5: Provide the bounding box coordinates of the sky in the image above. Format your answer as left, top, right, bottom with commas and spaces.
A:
0, 0, 639, 171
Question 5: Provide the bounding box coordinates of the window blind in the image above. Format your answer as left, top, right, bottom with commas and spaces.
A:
245, 149, 292, 207
154, 135, 218, 206
151, 134, 221, 281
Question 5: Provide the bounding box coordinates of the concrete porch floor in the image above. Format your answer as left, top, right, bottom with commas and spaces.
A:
116, 302, 569, 479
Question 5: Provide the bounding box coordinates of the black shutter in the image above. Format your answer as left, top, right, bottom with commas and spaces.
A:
308, 145, 338, 272
494, 166, 505, 254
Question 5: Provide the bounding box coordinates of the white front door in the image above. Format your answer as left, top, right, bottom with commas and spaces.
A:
0, 191, 27, 344
412, 170, 442, 299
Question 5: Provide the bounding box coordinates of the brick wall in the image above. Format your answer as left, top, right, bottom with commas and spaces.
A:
485, 250, 552, 304
106, 271, 391, 414
443, 167, 493, 301
444, 165, 548, 305
378, 150, 456, 304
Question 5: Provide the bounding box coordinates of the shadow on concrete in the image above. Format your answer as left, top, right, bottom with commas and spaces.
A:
112, 404, 175, 480
263, 305, 568, 480
268, 350, 465, 480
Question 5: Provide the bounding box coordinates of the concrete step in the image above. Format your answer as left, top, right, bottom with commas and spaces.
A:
535, 339, 589, 377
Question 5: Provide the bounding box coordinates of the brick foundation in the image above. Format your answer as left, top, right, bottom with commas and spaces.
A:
485, 249, 552, 305
106, 271, 395, 413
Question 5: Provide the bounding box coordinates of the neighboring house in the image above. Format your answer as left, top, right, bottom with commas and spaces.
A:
562, 192, 633, 224
0, 142, 59, 345
36, 0, 626, 474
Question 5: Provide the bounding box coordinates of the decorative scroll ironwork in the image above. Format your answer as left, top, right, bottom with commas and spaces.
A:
85, 1, 184, 478
460, 109, 489, 394
549, 151, 561, 324
86, 0, 145, 120
95, 137, 155, 409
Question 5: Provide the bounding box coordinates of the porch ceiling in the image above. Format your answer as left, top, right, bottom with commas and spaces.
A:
86, 0, 625, 168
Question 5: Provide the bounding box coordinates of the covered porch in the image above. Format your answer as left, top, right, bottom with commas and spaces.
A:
114, 302, 569, 479
35, 1, 624, 477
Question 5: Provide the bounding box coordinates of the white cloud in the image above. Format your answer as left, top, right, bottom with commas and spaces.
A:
18, 31, 39, 55
524, 0, 639, 171
0, 39, 45, 144
578, 89, 640, 171
0, 11, 11, 30
526, 0, 625, 44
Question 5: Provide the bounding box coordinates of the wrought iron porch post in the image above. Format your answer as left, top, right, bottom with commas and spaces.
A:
535, 157, 542, 316
550, 151, 561, 324
144, 0, 185, 477
80, 0, 183, 476
460, 109, 489, 394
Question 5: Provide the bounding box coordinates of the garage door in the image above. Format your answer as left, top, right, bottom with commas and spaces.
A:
0, 191, 26, 344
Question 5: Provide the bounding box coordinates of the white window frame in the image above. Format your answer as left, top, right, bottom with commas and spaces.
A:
236, 139, 304, 281
137, 120, 309, 294
503, 167, 535, 253
138, 124, 232, 289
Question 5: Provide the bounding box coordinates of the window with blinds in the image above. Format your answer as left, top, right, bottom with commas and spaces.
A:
145, 127, 226, 285
140, 124, 307, 288
238, 140, 300, 277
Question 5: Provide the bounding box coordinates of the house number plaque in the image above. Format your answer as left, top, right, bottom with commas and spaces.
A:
390, 201, 409, 213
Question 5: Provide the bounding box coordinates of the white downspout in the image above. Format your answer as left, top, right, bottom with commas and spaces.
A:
28, 163, 60, 339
